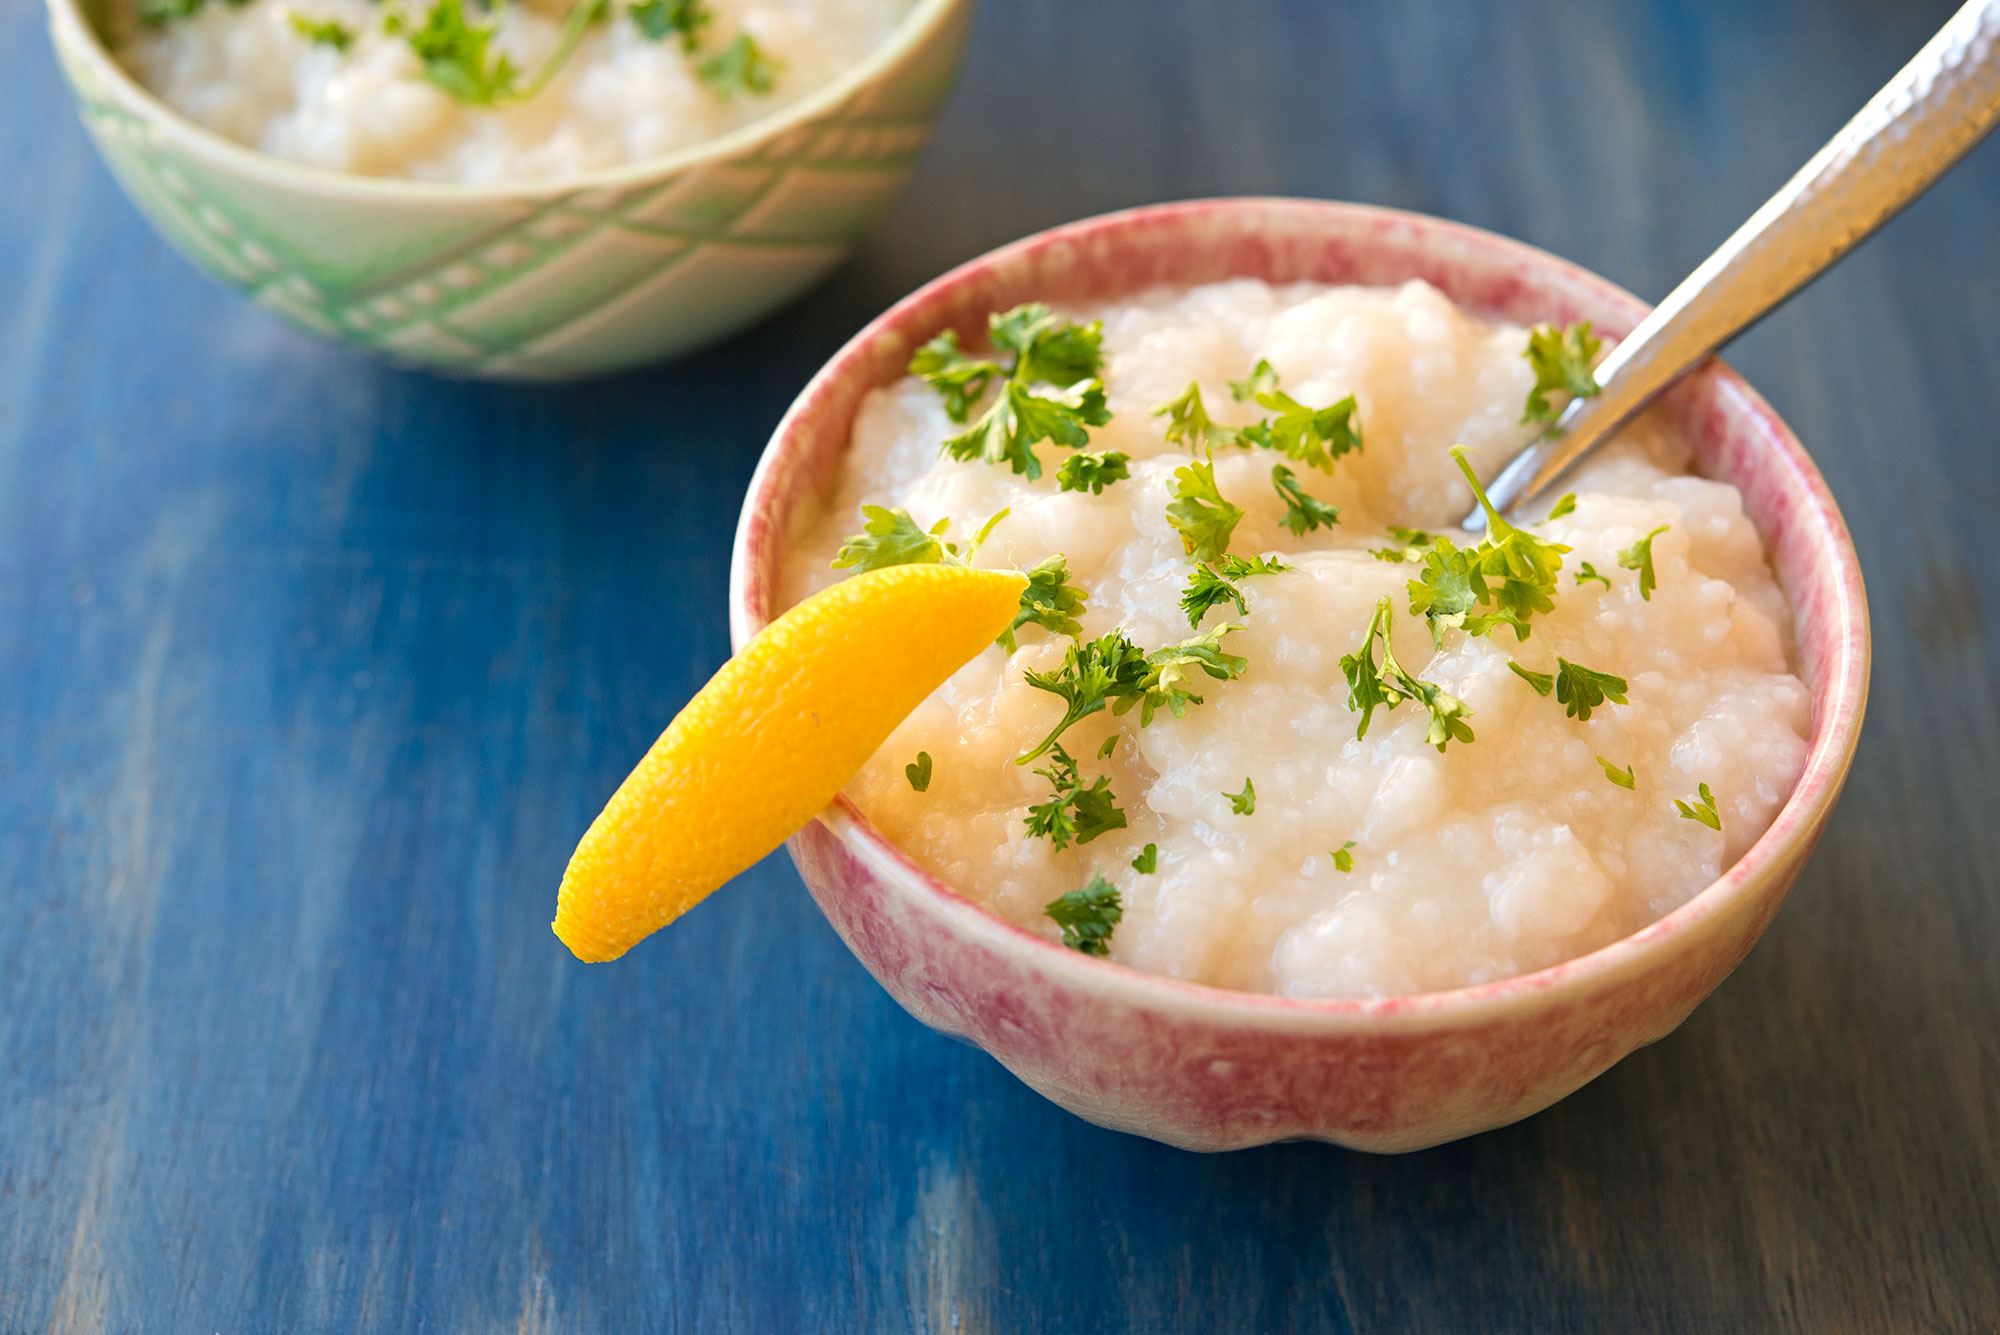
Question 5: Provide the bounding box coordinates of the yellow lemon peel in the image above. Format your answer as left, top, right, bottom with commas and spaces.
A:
553, 563, 1029, 962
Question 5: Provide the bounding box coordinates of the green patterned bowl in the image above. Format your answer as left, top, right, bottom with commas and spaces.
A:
46, 0, 973, 379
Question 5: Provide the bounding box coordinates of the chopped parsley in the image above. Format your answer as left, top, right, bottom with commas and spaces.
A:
1547, 493, 1577, 519
1055, 450, 1130, 494
1618, 525, 1669, 600
921, 305, 1110, 481
1025, 744, 1127, 850
1154, 382, 1237, 452
1339, 597, 1475, 751
905, 751, 932, 792
289, 12, 354, 48
1575, 561, 1612, 589
1522, 321, 1603, 426
1228, 359, 1280, 402
1226, 777, 1256, 815
1676, 782, 1722, 830
1271, 463, 1340, 534
1166, 459, 1244, 563
1507, 658, 1630, 720
1330, 841, 1356, 872
697, 32, 780, 98
628, 0, 709, 49
1597, 757, 1636, 790
1131, 843, 1157, 874
999, 554, 1088, 652
1097, 735, 1119, 759
1044, 875, 1122, 955
1179, 553, 1288, 627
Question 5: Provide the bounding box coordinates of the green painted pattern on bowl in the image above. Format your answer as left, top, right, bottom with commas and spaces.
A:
47, 0, 972, 379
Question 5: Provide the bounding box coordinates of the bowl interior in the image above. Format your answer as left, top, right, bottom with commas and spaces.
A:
731, 197, 1869, 1019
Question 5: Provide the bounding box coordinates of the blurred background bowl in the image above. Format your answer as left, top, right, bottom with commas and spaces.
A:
44, 0, 972, 379
730, 198, 1870, 1153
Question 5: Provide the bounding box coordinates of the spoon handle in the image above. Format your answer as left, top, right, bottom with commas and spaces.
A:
1475, 0, 2000, 522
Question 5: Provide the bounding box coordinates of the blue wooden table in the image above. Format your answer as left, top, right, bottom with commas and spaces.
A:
5, 0, 1998, 1329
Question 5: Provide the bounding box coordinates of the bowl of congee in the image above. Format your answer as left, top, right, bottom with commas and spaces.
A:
726, 199, 1868, 1152
45, 0, 971, 376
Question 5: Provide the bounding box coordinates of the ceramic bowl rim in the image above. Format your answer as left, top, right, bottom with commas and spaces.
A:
44, 0, 964, 202
731, 196, 1870, 1037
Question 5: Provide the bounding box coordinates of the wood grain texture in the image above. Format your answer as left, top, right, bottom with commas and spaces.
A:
1, 0, 1995, 1329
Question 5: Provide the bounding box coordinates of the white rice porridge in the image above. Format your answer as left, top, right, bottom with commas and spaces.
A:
114, 0, 912, 181
781, 279, 1811, 1000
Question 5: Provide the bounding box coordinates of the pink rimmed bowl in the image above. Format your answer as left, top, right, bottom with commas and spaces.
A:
728, 198, 1870, 1153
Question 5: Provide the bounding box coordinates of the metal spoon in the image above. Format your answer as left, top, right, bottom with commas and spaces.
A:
1470, 0, 2000, 527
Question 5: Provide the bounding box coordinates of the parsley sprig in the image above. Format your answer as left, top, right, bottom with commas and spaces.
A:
1619, 525, 1669, 600
696, 32, 780, 99
1271, 463, 1340, 534
1370, 527, 1439, 563
1676, 782, 1723, 830
1154, 382, 1238, 452
1240, 388, 1362, 472
831, 505, 948, 571
1597, 757, 1636, 789
1025, 744, 1127, 850
1180, 554, 1288, 627
1226, 778, 1256, 815
830, 505, 1009, 573
1017, 625, 1247, 763
1017, 632, 1151, 764
831, 508, 1083, 655
289, 12, 355, 48
1000, 554, 1088, 652
1136, 624, 1249, 727
393, 0, 521, 104
628, 0, 708, 48
1507, 659, 1631, 721
1448, 445, 1571, 638
1166, 459, 1244, 563
1228, 359, 1280, 402
392, 0, 608, 106
1339, 597, 1475, 751
915, 306, 1111, 482
141, 0, 208, 25
1522, 322, 1604, 426
1045, 875, 1122, 955
1056, 450, 1129, 495
1154, 363, 1362, 476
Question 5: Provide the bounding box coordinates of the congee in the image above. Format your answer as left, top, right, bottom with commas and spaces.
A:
780, 279, 1810, 999
114, 0, 913, 181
